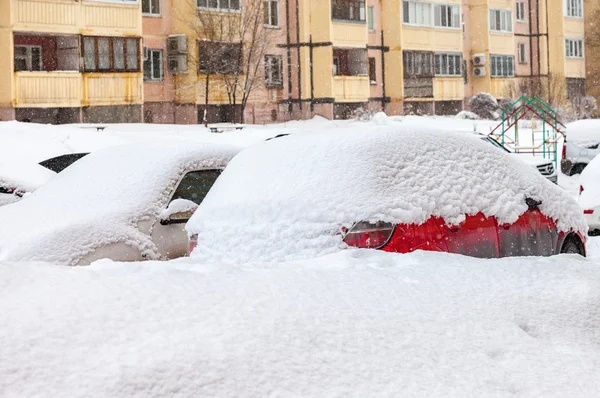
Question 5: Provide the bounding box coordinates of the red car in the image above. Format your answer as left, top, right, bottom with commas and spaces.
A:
186, 129, 587, 263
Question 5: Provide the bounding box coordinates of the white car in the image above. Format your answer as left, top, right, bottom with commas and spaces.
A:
579, 154, 600, 235
0, 141, 239, 265
480, 136, 558, 184
561, 120, 600, 175
0, 161, 56, 207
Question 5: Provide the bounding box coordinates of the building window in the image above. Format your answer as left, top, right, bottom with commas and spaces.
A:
83, 36, 140, 72
434, 53, 462, 76
265, 55, 282, 87
14, 45, 42, 72
368, 57, 376, 83
516, 2, 526, 22
333, 56, 340, 75
331, 0, 366, 22
565, 38, 584, 58
518, 43, 527, 64
367, 6, 375, 31
144, 49, 163, 81
142, 0, 160, 15
198, 41, 242, 74
434, 4, 460, 28
490, 55, 514, 77
489, 9, 512, 32
264, 1, 279, 26
567, 78, 586, 99
565, 0, 582, 18
404, 51, 433, 77
403, 1, 432, 26
197, 0, 240, 11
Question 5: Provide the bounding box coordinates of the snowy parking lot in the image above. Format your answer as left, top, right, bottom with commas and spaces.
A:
2, 117, 600, 396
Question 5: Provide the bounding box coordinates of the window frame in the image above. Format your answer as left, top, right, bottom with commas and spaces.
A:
264, 0, 279, 27
489, 9, 513, 33
142, 0, 161, 15
433, 3, 461, 29
403, 51, 434, 78
169, 169, 223, 208
144, 49, 164, 82
517, 43, 527, 64
490, 54, 515, 78
402, 0, 433, 27
368, 57, 376, 83
565, 0, 583, 18
264, 54, 283, 88
565, 38, 584, 58
367, 6, 375, 31
82, 36, 141, 73
331, 0, 366, 23
14, 45, 43, 72
516, 2, 526, 22
434, 52, 462, 76
196, 0, 241, 12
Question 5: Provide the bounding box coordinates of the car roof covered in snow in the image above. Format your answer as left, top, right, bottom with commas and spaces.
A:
579, 154, 600, 209
0, 160, 56, 193
0, 140, 241, 265
566, 120, 600, 144
187, 126, 587, 264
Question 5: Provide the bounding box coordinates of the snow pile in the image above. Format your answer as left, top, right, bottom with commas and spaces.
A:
2, 251, 600, 396
188, 127, 587, 264
456, 110, 480, 120
0, 140, 240, 265
0, 160, 56, 193
566, 119, 600, 144
371, 111, 392, 125
580, 154, 600, 209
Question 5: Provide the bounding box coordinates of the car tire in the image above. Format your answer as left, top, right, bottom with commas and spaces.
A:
560, 237, 585, 256
570, 163, 586, 176
590, 229, 600, 237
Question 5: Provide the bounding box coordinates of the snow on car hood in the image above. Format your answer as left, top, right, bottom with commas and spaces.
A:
0, 161, 56, 193
0, 140, 240, 265
580, 154, 600, 210
188, 127, 587, 264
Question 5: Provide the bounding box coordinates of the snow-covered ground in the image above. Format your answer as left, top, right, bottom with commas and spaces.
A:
2, 117, 600, 396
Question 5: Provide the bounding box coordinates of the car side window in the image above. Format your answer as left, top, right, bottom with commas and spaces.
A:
170, 169, 222, 205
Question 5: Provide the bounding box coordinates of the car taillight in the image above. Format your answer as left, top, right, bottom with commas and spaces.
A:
584, 209, 594, 215
562, 142, 567, 159
580, 185, 584, 194
187, 233, 198, 256
343, 221, 395, 249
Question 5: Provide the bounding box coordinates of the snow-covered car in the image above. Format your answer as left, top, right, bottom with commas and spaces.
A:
0, 161, 56, 207
579, 154, 600, 235
0, 141, 239, 265
561, 120, 600, 175
187, 128, 587, 264
480, 136, 558, 184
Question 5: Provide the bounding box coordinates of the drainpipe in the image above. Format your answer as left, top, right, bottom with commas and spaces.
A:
296, 0, 302, 111
285, 0, 293, 113
381, 30, 387, 111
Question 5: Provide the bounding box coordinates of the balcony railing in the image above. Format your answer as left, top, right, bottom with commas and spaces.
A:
433, 77, 464, 101
333, 75, 370, 102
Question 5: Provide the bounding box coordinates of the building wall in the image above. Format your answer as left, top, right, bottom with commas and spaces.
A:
143, 0, 174, 107
585, 0, 600, 104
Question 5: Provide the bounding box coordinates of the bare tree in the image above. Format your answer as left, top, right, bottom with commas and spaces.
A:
176, 0, 272, 124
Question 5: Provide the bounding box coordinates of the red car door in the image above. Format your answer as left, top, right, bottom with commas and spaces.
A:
498, 207, 557, 257
440, 213, 500, 258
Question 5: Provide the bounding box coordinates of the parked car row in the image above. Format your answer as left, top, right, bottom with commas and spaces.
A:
0, 128, 591, 265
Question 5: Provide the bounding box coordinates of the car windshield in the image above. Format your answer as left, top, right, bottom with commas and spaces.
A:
481, 136, 510, 153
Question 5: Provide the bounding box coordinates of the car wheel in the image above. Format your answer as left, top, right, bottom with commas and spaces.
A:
570, 163, 586, 175
590, 229, 600, 237
560, 238, 584, 255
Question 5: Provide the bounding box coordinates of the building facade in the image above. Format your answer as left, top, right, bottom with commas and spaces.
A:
0, 0, 588, 123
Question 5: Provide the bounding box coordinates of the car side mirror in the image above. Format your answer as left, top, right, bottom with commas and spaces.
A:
525, 197, 542, 210
160, 198, 198, 225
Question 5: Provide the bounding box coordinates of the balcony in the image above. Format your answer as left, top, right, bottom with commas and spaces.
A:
333, 76, 369, 102
433, 77, 464, 101
10, 0, 141, 35
14, 71, 82, 108
83, 73, 143, 106
332, 48, 369, 102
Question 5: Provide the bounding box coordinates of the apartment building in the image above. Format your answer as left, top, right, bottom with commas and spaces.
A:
0, 0, 587, 123
0, 0, 144, 123
584, 0, 599, 106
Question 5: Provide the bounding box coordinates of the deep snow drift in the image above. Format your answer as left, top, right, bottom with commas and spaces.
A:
2, 251, 600, 397
188, 127, 586, 264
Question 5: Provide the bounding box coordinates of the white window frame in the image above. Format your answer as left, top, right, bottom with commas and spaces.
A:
565, 0, 583, 18
516, 2, 526, 22
367, 6, 375, 31
196, 0, 241, 12
490, 54, 515, 77
402, 0, 433, 27
565, 38, 584, 58
265, 54, 283, 86
14, 45, 43, 72
489, 9, 513, 33
264, 0, 279, 27
142, 0, 160, 15
518, 43, 527, 64
144, 49, 164, 82
434, 52, 462, 76
434, 4, 460, 29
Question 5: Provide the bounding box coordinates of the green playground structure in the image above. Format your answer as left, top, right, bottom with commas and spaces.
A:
488, 96, 566, 168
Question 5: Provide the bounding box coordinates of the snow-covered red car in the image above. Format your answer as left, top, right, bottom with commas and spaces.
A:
187, 128, 587, 263
0, 161, 56, 207
0, 141, 239, 265
579, 154, 600, 235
